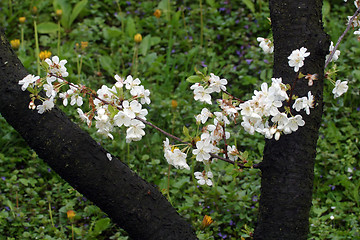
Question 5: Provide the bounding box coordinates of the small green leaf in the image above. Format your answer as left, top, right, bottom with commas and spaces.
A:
99, 55, 115, 76
186, 75, 201, 83
103, 27, 122, 40
206, 0, 216, 8
107, 105, 118, 118
126, 17, 136, 38
69, 0, 88, 27
183, 126, 191, 139
150, 36, 161, 46
93, 218, 111, 236
37, 22, 59, 34
322, 0, 331, 18
242, 0, 255, 13
139, 35, 151, 56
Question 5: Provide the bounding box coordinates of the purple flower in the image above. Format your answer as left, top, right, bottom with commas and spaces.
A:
245, 59, 253, 65
244, 25, 249, 29
1, 176, 5, 181
201, 61, 207, 67
218, 232, 227, 239
329, 185, 336, 190
126, 1, 131, 5
229, 220, 234, 226
263, 59, 269, 64
252, 195, 258, 202
171, 49, 175, 54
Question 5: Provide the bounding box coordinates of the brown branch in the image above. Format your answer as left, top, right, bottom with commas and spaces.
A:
221, 89, 244, 103
324, 5, 360, 69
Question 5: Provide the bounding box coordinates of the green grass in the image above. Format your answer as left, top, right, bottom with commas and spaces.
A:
1, 0, 360, 239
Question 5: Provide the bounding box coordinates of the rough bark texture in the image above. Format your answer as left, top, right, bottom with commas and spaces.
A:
0, 31, 197, 240
253, 0, 329, 239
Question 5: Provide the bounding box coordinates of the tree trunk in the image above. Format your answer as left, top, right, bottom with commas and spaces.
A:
254, 0, 329, 239
0, 30, 197, 240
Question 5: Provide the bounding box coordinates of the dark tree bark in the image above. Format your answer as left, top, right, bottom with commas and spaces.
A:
0, 30, 197, 240
254, 0, 329, 239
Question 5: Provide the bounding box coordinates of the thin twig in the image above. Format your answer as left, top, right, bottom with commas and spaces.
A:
324, 6, 360, 69
221, 89, 244, 103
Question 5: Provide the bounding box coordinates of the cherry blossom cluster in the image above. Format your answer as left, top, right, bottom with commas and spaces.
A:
19, 56, 69, 114
239, 78, 310, 141
257, 37, 274, 54
18, 56, 151, 143
87, 74, 150, 141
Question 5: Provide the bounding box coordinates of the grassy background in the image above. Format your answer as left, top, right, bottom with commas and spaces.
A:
0, 0, 359, 239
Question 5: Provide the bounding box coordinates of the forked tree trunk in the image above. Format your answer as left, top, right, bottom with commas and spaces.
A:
1, 0, 329, 238
0, 30, 197, 240
254, 0, 329, 239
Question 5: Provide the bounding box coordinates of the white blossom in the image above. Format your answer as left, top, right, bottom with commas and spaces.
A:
209, 73, 227, 92
195, 108, 213, 124
192, 140, 213, 162
114, 110, 132, 127
122, 100, 141, 119
77, 108, 91, 127
124, 75, 141, 90
332, 80, 348, 98
325, 41, 341, 63
45, 56, 69, 78
257, 37, 274, 54
288, 47, 310, 72
126, 119, 146, 142
193, 86, 212, 104
194, 171, 213, 186
114, 74, 125, 88
130, 85, 151, 104
19, 74, 39, 91
37, 98, 55, 114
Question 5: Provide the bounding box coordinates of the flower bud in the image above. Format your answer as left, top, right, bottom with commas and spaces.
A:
66, 210, 76, 220
201, 215, 213, 228
81, 41, 88, 50
134, 33, 142, 43
32, 6, 38, 14
154, 9, 161, 18
19, 17, 26, 24
10, 39, 20, 49
171, 99, 178, 109
56, 9, 63, 17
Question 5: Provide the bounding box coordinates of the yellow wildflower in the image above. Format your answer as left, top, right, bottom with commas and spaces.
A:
201, 215, 213, 228
134, 33, 142, 43
171, 100, 178, 109
32, 6, 38, 14
154, 9, 161, 18
19, 17, 26, 24
10, 39, 20, 49
66, 210, 76, 220
56, 9, 63, 17
39, 50, 52, 60
81, 41, 88, 50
